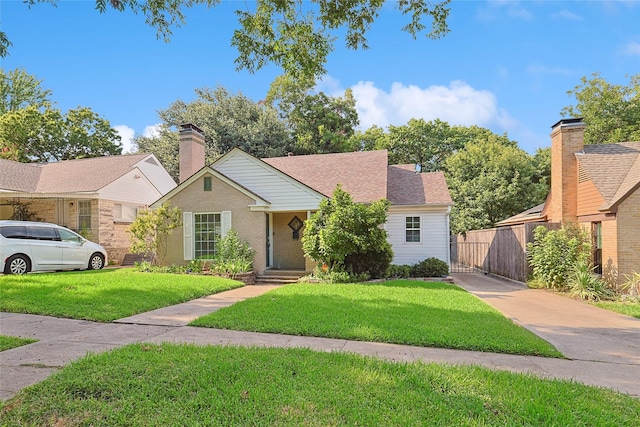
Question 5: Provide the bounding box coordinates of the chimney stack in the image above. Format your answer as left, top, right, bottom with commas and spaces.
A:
548, 118, 585, 223
179, 123, 205, 183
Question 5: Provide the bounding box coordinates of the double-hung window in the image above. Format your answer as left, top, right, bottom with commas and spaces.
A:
78, 200, 92, 231
405, 216, 421, 243
194, 213, 221, 258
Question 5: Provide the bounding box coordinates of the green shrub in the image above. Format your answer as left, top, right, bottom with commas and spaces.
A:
527, 224, 591, 290
344, 243, 393, 279
569, 261, 614, 301
308, 266, 370, 284
410, 257, 449, 277
210, 229, 255, 275
621, 271, 640, 298
302, 185, 391, 272
387, 264, 412, 279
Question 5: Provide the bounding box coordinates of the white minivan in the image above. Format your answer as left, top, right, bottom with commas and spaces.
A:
0, 220, 107, 274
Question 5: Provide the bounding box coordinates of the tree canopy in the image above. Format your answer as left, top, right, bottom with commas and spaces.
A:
444, 137, 548, 234
134, 86, 293, 181
561, 73, 640, 145
0, 67, 52, 115
0, 105, 122, 162
351, 119, 517, 172
0, 68, 122, 162
288, 89, 360, 155
7, 1, 451, 80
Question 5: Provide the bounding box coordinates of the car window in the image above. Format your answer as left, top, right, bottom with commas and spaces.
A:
58, 228, 83, 243
27, 226, 60, 241
0, 225, 28, 239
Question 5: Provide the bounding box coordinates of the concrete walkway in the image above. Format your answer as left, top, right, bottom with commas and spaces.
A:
1, 275, 639, 402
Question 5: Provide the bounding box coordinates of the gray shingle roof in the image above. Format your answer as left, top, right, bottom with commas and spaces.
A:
1, 154, 151, 193
577, 142, 640, 210
263, 151, 452, 206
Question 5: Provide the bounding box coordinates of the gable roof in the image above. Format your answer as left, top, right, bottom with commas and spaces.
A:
0, 154, 157, 193
151, 165, 270, 209
262, 150, 452, 206
263, 150, 388, 203
387, 164, 453, 206
576, 142, 640, 210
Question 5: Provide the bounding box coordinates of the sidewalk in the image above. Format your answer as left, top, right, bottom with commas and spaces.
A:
2, 276, 640, 401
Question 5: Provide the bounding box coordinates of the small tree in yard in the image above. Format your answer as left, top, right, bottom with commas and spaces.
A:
527, 224, 591, 290
302, 185, 392, 278
129, 203, 182, 265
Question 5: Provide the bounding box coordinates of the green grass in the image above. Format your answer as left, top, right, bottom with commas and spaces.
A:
0, 335, 37, 351
0, 269, 243, 322
591, 300, 640, 318
1, 344, 637, 426
191, 281, 562, 357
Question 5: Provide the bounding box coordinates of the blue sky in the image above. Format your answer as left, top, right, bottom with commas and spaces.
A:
2, 1, 639, 155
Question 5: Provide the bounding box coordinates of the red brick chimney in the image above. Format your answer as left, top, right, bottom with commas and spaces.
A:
547, 118, 585, 223
179, 123, 205, 183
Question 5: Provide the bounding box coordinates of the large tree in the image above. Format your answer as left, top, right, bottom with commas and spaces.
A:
353, 119, 516, 172
134, 86, 293, 181
288, 89, 359, 155
562, 73, 640, 145
0, 67, 52, 115
7, 1, 450, 80
444, 137, 548, 234
0, 105, 122, 162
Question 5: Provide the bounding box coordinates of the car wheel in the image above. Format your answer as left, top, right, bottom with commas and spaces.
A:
88, 253, 105, 270
5, 254, 31, 275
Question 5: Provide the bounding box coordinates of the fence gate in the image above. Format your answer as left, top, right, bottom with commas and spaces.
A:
449, 240, 490, 274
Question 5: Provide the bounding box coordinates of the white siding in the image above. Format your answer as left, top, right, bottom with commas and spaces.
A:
386, 210, 450, 265
99, 169, 163, 205
135, 155, 177, 195
214, 152, 324, 211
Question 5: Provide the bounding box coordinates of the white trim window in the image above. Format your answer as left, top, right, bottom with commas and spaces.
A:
113, 203, 138, 222
405, 216, 421, 243
78, 200, 92, 231
194, 213, 221, 259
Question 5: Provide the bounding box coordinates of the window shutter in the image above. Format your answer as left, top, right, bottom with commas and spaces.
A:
221, 211, 232, 238
183, 211, 193, 260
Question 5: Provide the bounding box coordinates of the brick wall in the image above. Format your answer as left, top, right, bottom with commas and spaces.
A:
161, 172, 267, 272
616, 191, 640, 284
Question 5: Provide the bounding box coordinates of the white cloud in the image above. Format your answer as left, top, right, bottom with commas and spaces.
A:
349, 80, 515, 131
551, 10, 583, 21
621, 41, 640, 56
143, 124, 162, 138
114, 125, 135, 154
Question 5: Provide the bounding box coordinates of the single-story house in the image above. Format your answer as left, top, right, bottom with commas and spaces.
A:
498, 118, 640, 284
0, 154, 177, 263
152, 124, 453, 273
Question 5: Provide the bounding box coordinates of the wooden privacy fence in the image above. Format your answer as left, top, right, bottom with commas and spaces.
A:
451, 222, 561, 282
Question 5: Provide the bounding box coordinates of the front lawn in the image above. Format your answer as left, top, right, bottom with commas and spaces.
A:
191, 281, 562, 357
591, 299, 640, 319
0, 269, 243, 322
0, 335, 37, 351
1, 344, 637, 426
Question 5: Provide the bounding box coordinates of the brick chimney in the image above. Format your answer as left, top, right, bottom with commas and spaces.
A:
547, 118, 585, 223
179, 123, 205, 183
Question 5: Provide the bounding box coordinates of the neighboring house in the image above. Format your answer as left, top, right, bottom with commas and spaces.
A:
0, 154, 177, 264
498, 118, 640, 284
153, 124, 453, 273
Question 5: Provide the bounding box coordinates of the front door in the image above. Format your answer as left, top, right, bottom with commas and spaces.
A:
271, 212, 306, 270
